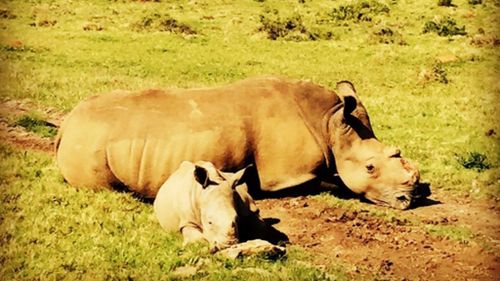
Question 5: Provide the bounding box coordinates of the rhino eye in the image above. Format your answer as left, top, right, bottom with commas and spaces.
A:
366, 164, 375, 173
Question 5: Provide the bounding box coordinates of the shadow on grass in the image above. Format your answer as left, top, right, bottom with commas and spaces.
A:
252, 177, 438, 210
250, 176, 360, 200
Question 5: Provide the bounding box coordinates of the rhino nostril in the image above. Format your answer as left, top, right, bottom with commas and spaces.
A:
396, 195, 409, 201
391, 148, 401, 158
210, 245, 220, 254
394, 195, 412, 210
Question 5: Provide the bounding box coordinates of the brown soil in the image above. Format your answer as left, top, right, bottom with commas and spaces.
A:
1, 99, 499, 281
0, 98, 62, 152
257, 192, 499, 280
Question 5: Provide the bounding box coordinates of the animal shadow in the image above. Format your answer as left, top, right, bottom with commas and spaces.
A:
251, 176, 359, 200
410, 183, 440, 208
237, 214, 289, 245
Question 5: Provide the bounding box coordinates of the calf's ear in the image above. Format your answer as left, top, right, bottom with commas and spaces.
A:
194, 165, 209, 188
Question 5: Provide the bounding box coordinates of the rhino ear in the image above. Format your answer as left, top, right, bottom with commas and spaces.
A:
343, 96, 357, 117
194, 165, 209, 188
336, 81, 357, 117
336, 80, 357, 96
231, 164, 257, 189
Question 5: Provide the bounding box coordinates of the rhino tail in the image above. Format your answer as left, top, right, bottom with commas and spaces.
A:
54, 126, 62, 154
54, 109, 75, 154
54, 117, 66, 154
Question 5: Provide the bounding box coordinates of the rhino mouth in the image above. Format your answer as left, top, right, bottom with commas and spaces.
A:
394, 193, 412, 210
393, 182, 432, 210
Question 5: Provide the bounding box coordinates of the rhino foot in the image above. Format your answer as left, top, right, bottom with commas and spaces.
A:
217, 239, 286, 259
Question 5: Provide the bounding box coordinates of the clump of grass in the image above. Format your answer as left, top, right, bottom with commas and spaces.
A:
131, 13, 197, 35
257, 11, 333, 41
329, 1, 390, 23
371, 26, 407, 45
423, 17, 467, 36
425, 225, 475, 244
13, 114, 58, 138
432, 63, 449, 83
437, 0, 455, 7
470, 34, 500, 47
468, 0, 482, 5
0, 7, 16, 19
419, 63, 450, 84
0, 41, 30, 52
457, 152, 491, 171
29, 19, 57, 27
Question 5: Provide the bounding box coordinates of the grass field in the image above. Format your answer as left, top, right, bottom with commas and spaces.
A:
1, 0, 499, 280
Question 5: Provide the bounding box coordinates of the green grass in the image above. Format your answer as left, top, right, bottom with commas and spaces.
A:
456, 151, 492, 171
425, 224, 475, 244
423, 16, 467, 36
13, 112, 58, 138
0, 0, 499, 279
0, 144, 348, 280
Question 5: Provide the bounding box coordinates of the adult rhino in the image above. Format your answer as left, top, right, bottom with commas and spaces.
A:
56, 76, 425, 209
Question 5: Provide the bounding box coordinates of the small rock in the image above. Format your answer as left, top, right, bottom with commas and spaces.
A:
418, 68, 432, 82
171, 265, 198, 278
470, 35, 500, 46
465, 10, 475, 18
436, 54, 459, 64
5, 40, 23, 50
233, 267, 271, 276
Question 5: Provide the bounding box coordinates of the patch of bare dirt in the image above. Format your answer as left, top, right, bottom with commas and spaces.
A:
408, 189, 500, 250
257, 194, 499, 280
0, 98, 63, 152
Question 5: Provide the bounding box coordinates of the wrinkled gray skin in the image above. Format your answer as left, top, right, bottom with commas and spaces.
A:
154, 161, 259, 251
56, 76, 426, 209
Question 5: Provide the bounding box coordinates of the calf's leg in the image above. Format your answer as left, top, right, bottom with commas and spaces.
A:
181, 226, 205, 246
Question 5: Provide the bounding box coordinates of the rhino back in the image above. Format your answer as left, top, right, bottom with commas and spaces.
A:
58, 76, 337, 195
106, 126, 248, 198
66, 89, 250, 197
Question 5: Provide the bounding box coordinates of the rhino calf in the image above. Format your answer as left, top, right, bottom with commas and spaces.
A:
154, 161, 259, 251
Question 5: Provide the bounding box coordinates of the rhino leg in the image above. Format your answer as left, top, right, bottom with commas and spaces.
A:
181, 225, 205, 246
